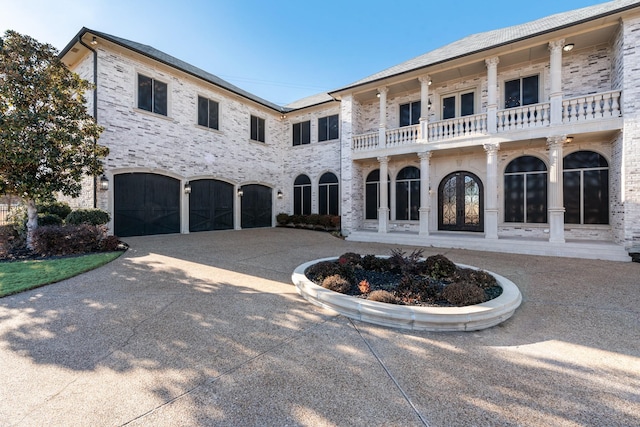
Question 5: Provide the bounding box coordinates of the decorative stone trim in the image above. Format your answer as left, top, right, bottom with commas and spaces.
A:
292, 257, 522, 332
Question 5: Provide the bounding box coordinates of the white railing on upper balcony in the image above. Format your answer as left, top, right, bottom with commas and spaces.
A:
386, 124, 421, 147
427, 113, 487, 141
353, 131, 379, 151
496, 102, 550, 132
562, 90, 621, 122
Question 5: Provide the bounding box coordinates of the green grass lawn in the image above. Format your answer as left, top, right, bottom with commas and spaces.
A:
0, 251, 123, 298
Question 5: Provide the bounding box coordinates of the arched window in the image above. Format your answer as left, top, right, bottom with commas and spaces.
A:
365, 170, 390, 220
504, 156, 547, 223
563, 151, 609, 224
293, 174, 311, 215
396, 166, 420, 221
319, 172, 339, 215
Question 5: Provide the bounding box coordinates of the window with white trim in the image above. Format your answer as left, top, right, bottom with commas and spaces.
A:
441, 90, 474, 120
250, 115, 265, 142
293, 121, 311, 146
138, 74, 167, 116
318, 115, 339, 142
197, 96, 219, 130
504, 75, 539, 109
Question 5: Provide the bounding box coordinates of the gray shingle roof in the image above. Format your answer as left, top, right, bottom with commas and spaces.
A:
332, 0, 640, 93
61, 28, 287, 113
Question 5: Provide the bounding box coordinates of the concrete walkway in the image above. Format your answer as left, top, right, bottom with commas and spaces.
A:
0, 228, 638, 426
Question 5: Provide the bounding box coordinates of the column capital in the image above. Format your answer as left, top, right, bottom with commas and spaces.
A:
482, 142, 500, 154
377, 156, 389, 164
485, 57, 500, 68
418, 75, 432, 85
377, 86, 389, 95
548, 39, 565, 53
547, 135, 568, 148
417, 151, 432, 160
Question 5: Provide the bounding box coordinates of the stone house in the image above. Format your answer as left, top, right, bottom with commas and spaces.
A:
59, 0, 640, 261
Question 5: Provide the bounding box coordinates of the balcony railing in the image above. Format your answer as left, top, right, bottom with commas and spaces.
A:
352, 90, 622, 153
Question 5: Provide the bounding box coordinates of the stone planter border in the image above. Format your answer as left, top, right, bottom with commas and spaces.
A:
292, 257, 522, 332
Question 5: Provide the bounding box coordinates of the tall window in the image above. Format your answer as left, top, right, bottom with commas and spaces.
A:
396, 166, 420, 221
400, 101, 421, 127
293, 174, 311, 215
318, 115, 339, 142
365, 170, 390, 220
505, 75, 539, 108
293, 121, 311, 146
138, 74, 167, 116
442, 91, 474, 120
563, 151, 609, 224
197, 96, 219, 130
319, 172, 339, 215
250, 115, 265, 142
504, 156, 548, 223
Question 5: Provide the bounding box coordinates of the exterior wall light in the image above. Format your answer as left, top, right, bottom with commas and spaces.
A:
563, 43, 574, 52
184, 182, 192, 194
91, 36, 98, 46
237, 188, 244, 197
277, 190, 283, 199
428, 79, 432, 85
99, 175, 109, 191
566, 136, 574, 143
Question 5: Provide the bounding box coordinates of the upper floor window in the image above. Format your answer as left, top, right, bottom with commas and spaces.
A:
505, 75, 539, 109
318, 114, 339, 142
442, 91, 474, 120
138, 74, 167, 116
293, 121, 311, 146
250, 115, 265, 142
400, 101, 421, 127
197, 96, 219, 130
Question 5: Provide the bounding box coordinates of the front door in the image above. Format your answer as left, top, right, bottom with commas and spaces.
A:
438, 171, 483, 232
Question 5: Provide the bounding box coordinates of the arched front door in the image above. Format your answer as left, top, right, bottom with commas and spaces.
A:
438, 171, 483, 232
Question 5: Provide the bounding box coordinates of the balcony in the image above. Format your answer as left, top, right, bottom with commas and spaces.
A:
352, 90, 622, 154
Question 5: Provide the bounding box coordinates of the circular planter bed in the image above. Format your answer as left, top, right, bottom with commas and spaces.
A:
292, 256, 522, 332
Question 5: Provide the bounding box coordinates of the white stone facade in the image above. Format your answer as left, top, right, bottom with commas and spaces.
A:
59, 1, 640, 257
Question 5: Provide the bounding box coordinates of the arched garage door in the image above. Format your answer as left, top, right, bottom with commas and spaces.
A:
114, 173, 180, 237
241, 184, 272, 229
189, 179, 234, 232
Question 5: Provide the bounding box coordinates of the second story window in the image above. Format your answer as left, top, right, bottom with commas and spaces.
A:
505, 75, 539, 108
138, 74, 167, 116
250, 115, 265, 142
293, 121, 311, 146
399, 101, 421, 127
197, 96, 219, 130
318, 114, 339, 142
442, 91, 474, 120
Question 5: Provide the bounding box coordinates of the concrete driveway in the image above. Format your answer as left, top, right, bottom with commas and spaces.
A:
0, 228, 638, 426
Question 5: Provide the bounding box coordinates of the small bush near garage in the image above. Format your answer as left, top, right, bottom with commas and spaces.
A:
31, 224, 104, 256
65, 209, 110, 226
275, 213, 340, 231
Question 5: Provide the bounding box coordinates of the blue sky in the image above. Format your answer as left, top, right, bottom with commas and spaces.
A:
1, 0, 606, 105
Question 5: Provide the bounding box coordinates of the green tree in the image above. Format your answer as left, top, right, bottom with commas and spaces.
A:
0, 30, 107, 249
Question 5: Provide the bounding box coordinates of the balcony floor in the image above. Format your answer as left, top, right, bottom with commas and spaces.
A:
346, 229, 630, 262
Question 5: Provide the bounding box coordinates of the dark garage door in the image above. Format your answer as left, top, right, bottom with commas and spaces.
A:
114, 173, 180, 237
241, 184, 272, 228
189, 179, 234, 232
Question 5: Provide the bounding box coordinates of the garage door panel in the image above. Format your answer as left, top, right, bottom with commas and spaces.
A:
189, 180, 234, 232
241, 184, 272, 229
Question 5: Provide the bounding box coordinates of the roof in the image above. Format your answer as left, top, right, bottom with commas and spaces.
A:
331, 0, 640, 94
60, 28, 288, 113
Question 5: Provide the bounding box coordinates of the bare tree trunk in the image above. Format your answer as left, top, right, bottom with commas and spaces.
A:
25, 198, 38, 250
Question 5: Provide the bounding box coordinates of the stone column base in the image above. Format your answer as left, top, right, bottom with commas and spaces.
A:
548, 209, 565, 243
484, 209, 499, 239
419, 207, 430, 236
378, 208, 389, 233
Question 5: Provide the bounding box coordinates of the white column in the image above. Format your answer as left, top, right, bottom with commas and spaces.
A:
378, 87, 388, 148
485, 57, 499, 133
547, 135, 567, 243
378, 156, 389, 233
418, 151, 432, 236
549, 40, 565, 125
234, 184, 243, 230
418, 76, 430, 141
483, 143, 500, 239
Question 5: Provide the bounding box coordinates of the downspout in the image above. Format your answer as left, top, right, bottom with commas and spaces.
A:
78, 35, 99, 208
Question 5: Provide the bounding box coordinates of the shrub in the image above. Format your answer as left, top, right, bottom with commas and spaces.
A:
290, 214, 303, 225
306, 261, 343, 283
368, 290, 398, 304
98, 235, 123, 252
37, 201, 71, 220
66, 209, 110, 226
442, 282, 487, 306
358, 279, 371, 294
0, 225, 23, 256
31, 224, 103, 256
454, 268, 498, 289
318, 215, 333, 228
321, 274, 351, 293
361, 255, 392, 272
276, 213, 290, 225
329, 215, 341, 228
338, 252, 362, 267
37, 213, 63, 226
306, 214, 320, 225
425, 254, 457, 279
